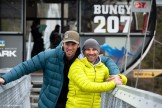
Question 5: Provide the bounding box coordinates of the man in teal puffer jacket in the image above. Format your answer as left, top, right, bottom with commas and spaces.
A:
0, 30, 120, 108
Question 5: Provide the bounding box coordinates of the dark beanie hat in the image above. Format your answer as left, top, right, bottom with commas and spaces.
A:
82, 38, 100, 53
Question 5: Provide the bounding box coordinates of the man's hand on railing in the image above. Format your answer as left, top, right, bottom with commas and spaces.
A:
113, 77, 122, 85
106, 75, 121, 81
106, 75, 122, 85
0, 78, 5, 85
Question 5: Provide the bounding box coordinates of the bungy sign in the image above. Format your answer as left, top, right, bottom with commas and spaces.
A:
93, 4, 131, 33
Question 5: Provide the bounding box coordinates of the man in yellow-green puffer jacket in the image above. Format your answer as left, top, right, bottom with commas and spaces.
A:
66, 38, 127, 108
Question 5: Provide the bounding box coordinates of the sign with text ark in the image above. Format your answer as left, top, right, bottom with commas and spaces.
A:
0, 36, 23, 68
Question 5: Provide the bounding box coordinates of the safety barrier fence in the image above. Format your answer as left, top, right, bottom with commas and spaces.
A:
1, 77, 162, 108
101, 85, 162, 108
0, 75, 32, 108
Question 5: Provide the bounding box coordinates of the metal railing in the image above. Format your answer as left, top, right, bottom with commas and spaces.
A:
101, 85, 162, 108
0, 75, 32, 108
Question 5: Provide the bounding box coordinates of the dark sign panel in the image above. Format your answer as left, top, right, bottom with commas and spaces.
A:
0, 36, 23, 68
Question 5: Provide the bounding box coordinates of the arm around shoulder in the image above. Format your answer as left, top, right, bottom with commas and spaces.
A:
100, 56, 120, 75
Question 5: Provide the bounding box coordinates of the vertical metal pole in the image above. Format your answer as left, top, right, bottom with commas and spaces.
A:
135, 0, 154, 88
77, 0, 80, 33
61, 0, 64, 34
0, 0, 1, 30
22, 0, 26, 61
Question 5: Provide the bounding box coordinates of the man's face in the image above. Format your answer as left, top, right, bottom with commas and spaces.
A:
83, 48, 99, 64
63, 41, 79, 60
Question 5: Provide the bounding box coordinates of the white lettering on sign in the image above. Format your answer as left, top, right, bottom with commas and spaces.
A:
93, 4, 131, 33
94, 5, 131, 15
0, 50, 17, 57
94, 16, 131, 33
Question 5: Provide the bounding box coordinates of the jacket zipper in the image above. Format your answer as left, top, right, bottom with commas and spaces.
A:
91, 66, 96, 108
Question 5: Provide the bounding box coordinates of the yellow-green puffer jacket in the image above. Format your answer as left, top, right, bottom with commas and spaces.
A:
66, 57, 116, 108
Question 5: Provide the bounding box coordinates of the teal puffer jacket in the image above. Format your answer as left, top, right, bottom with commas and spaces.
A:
1, 46, 65, 108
